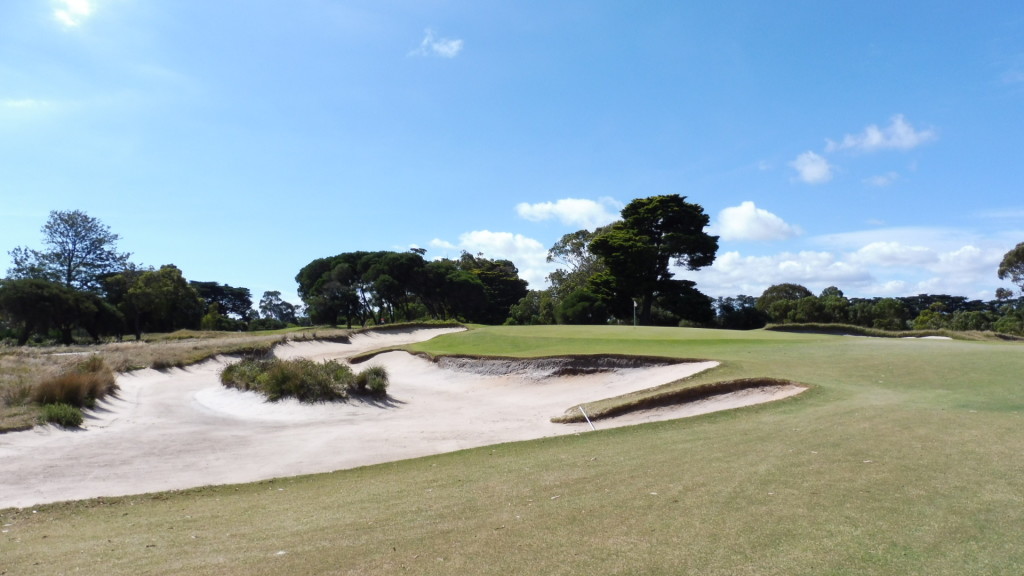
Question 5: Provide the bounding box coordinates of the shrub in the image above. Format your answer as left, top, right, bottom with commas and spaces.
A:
220, 358, 354, 403
355, 365, 390, 396
41, 403, 84, 428
32, 355, 118, 408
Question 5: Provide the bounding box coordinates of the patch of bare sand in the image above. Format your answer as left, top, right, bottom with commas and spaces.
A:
0, 328, 801, 509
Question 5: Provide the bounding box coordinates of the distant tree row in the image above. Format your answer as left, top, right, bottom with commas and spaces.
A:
740, 283, 1024, 334
295, 250, 528, 327
1, 210, 302, 344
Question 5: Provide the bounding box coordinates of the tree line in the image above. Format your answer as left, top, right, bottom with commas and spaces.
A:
3, 204, 1023, 344
295, 250, 527, 328
0, 210, 301, 344
703, 284, 1024, 334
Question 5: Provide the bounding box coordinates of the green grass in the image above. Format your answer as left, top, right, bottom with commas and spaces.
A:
2, 325, 1023, 575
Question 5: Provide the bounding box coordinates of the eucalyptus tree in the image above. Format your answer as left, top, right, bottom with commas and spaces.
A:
998, 242, 1024, 295
7, 210, 130, 292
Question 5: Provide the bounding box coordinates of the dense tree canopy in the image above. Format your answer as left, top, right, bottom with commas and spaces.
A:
589, 195, 718, 325
106, 265, 205, 339
295, 250, 527, 327
190, 281, 254, 321
7, 210, 130, 292
0, 278, 122, 344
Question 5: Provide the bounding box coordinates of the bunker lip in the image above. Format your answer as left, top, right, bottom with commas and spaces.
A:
424, 353, 707, 378
0, 328, 802, 510
553, 377, 808, 423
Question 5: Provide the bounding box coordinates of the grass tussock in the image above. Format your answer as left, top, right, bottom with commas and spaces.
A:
221, 358, 390, 402
32, 356, 118, 409
354, 364, 390, 396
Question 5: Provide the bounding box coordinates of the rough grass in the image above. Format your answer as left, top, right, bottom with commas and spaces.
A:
0, 323, 444, 431
1, 325, 1022, 575
0, 328, 345, 431
32, 355, 118, 408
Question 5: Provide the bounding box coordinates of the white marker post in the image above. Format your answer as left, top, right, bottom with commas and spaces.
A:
579, 406, 596, 431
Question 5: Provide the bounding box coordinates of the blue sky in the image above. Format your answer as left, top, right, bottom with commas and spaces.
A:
3, 1, 1023, 307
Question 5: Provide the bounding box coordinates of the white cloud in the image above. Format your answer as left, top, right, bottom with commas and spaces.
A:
429, 230, 550, 288
851, 241, 937, 268
678, 250, 872, 297
789, 151, 833, 184
864, 172, 900, 187
826, 114, 936, 153
410, 29, 464, 58
678, 226, 1010, 299
714, 201, 800, 242
515, 197, 621, 230
54, 0, 93, 27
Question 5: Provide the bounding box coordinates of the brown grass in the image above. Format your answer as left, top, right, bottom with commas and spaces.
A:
0, 328, 353, 432
32, 368, 118, 408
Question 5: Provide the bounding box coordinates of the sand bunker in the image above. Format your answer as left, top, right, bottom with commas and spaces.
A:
0, 328, 803, 509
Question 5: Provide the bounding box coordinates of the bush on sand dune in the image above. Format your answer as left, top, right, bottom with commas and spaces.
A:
221, 358, 390, 403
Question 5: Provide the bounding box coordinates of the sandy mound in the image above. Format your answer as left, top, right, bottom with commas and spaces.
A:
0, 328, 802, 509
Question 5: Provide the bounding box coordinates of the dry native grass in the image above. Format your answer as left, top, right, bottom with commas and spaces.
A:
0, 329, 348, 432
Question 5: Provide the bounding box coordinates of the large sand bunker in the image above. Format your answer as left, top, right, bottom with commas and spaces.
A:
0, 328, 804, 509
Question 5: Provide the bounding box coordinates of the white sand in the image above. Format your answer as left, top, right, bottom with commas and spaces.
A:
0, 328, 803, 509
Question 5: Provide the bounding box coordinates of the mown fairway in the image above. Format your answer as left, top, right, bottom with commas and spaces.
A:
2, 326, 1022, 575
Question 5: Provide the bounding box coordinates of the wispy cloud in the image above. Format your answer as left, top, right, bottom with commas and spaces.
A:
864, 171, 900, 187
516, 197, 621, 230
54, 0, 94, 27
713, 201, 800, 242
789, 151, 833, 184
409, 29, 464, 58
826, 114, 936, 153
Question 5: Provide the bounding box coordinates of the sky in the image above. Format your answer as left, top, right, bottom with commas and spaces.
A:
2, 1, 1024, 308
